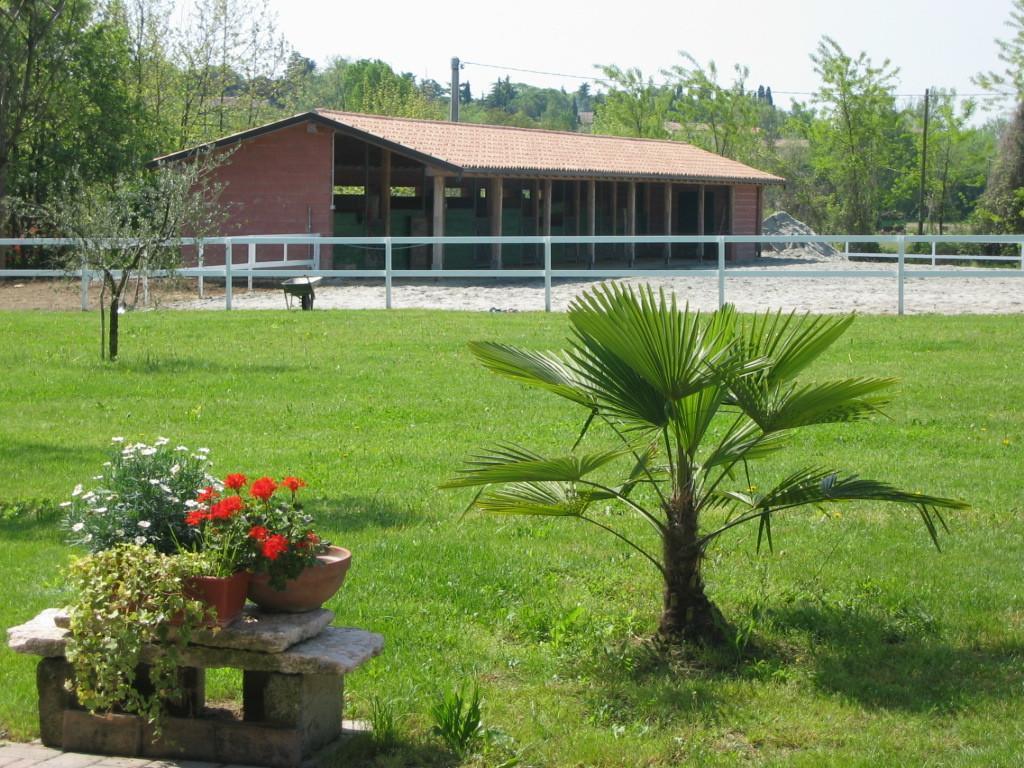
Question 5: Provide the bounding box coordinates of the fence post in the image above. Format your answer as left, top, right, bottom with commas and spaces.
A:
80, 259, 89, 311
313, 239, 321, 271
198, 241, 205, 298
1019, 241, 1023, 270
385, 238, 392, 309
225, 238, 233, 311
247, 242, 255, 291
897, 235, 905, 316
717, 236, 726, 308
931, 241, 937, 266
543, 236, 552, 312
844, 240, 850, 259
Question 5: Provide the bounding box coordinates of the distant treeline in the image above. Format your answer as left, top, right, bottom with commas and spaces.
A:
3, 0, 1024, 238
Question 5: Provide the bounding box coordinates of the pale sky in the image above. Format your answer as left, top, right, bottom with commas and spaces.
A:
265, 0, 1016, 114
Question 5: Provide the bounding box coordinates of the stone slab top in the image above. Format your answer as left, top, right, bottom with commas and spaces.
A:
7, 609, 384, 676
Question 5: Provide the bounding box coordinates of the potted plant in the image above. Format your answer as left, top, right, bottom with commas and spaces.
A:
62, 437, 215, 553
178, 476, 255, 627
239, 475, 349, 613
64, 544, 207, 728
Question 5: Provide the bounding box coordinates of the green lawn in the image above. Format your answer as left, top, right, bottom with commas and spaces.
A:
1, 308, 1022, 767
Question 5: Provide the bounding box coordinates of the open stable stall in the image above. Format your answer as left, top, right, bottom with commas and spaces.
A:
153, 111, 782, 271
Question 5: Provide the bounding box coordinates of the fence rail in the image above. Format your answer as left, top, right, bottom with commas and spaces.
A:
2, 233, 1023, 315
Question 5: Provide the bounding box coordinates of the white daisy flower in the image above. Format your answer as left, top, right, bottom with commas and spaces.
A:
154, 437, 170, 446
59, 501, 72, 508
71, 484, 83, 497
149, 479, 161, 485
134, 536, 147, 546
140, 447, 157, 456
93, 507, 107, 514
170, 464, 181, 475
92, 475, 104, 480
197, 447, 210, 454
159, 483, 172, 493
83, 534, 92, 543
137, 520, 151, 529
184, 499, 199, 508
111, 437, 125, 443
71, 522, 85, 532
81, 491, 95, 501
176, 446, 189, 452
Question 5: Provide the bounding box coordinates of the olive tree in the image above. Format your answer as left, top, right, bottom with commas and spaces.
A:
42, 149, 227, 360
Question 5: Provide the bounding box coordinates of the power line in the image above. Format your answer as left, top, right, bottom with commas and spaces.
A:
460, 59, 1012, 100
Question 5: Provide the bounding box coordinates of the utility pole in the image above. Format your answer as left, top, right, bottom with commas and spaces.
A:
917, 88, 930, 235
450, 57, 460, 122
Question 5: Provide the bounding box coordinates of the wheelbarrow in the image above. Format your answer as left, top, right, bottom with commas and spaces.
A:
282, 276, 322, 310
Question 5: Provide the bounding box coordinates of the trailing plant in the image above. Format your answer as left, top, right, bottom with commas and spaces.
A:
430, 683, 483, 757
444, 284, 968, 645
62, 437, 214, 553
64, 544, 206, 728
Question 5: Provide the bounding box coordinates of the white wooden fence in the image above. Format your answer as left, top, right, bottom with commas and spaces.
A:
1, 233, 1023, 315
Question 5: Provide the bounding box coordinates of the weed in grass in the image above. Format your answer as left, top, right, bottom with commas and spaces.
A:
367, 694, 402, 750
430, 683, 483, 757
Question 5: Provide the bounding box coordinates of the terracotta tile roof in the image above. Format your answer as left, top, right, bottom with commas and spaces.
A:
316, 110, 783, 185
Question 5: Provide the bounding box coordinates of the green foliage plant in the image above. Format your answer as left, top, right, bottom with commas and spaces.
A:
64, 544, 206, 728
62, 437, 215, 554
430, 684, 483, 757
445, 284, 967, 645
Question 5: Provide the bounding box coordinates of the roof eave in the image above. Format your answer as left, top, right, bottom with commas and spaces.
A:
459, 167, 785, 186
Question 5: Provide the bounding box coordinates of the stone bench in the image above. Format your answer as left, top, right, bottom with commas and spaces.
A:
7, 608, 384, 767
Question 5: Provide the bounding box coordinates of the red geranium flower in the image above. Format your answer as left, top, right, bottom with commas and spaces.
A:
261, 534, 289, 560
248, 525, 269, 542
185, 509, 208, 526
196, 486, 219, 504
224, 473, 248, 491
249, 476, 278, 501
281, 476, 306, 493
297, 531, 319, 549
209, 495, 244, 520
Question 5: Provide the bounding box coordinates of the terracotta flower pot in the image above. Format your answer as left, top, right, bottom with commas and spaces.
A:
247, 546, 351, 613
183, 570, 250, 628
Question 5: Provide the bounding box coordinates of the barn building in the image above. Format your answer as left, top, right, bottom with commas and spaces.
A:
154, 110, 783, 269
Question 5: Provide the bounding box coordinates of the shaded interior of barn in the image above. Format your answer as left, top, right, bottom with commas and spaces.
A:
331, 133, 736, 269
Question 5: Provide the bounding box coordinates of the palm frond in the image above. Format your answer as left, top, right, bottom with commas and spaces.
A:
472, 482, 589, 517
704, 467, 968, 549
731, 377, 895, 432
468, 342, 593, 407
740, 311, 856, 384
441, 444, 631, 488
568, 283, 732, 402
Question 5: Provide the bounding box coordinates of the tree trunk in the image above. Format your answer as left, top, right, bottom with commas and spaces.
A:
658, 499, 725, 644
108, 295, 119, 361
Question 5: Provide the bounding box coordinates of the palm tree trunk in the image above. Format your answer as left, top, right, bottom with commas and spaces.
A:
659, 500, 724, 644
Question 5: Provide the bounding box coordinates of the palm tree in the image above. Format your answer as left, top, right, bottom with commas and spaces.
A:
443, 284, 967, 645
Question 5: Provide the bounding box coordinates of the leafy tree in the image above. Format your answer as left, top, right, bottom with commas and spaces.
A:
663, 53, 767, 165
459, 81, 471, 104
808, 37, 903, 233
0, 0, 77, 220
445, 285, 965, 645
592, 64, 671, 138
485, 76, 517, 112
974, 0, 1024, 99
33, 152, 228, 360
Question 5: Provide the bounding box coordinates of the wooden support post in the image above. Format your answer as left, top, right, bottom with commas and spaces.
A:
587, 179, 596, 267
543, 179, 552, 235
534, 179, 542, 262
697, 184, 706, 261
627, 181, 636, 266
380, 150, 391, 237
663, 182, 673, 264
432, 174, 445, 269
644, 183, 653, 259
490, 177, 503, 269
611, 181, 618, 258
574, 181, 582, 262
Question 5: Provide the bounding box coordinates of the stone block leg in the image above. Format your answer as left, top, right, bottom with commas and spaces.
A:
243, 670, 343, 753
37, 658, 76, 747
